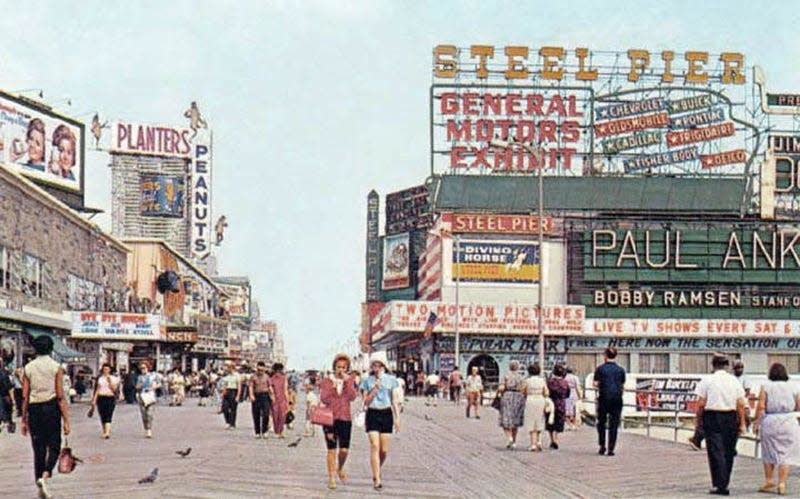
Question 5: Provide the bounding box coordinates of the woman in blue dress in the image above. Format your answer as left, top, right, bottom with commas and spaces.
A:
753, 363, 800, 495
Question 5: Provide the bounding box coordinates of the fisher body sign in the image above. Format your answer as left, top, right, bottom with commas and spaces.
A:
72, 312, 161, 341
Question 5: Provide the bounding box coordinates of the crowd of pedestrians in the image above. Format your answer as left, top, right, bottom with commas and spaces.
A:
3, 343, 799, 497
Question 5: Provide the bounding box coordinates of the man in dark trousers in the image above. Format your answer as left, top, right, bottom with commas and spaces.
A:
694, 354, 746, 496
593, 346, 626, 456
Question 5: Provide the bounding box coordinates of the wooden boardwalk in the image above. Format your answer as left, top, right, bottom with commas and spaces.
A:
0, 396, 797, 498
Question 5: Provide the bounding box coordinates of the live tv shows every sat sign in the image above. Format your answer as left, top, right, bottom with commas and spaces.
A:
0, 90, 85, 204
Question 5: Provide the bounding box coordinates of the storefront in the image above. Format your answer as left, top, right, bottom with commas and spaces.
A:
69, 311, 161, 373
162, 327, 199, 372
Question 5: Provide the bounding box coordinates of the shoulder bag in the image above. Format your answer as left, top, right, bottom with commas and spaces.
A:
310, 402, 334, 426
140, 391, 157, 407
354, 405, 366, 428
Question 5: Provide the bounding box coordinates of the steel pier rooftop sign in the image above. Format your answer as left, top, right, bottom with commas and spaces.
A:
430, 45, 754, 178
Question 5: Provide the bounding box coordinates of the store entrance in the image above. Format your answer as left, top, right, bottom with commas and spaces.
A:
467, 354, 499, 391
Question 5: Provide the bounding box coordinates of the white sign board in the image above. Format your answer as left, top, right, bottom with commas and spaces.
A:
71, 312, 161, 341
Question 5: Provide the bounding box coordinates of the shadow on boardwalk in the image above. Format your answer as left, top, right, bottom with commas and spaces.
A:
0, 396, 797, 498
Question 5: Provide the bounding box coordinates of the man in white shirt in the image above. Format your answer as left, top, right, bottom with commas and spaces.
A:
694, 354, 746, 496
425, 371, 440, 407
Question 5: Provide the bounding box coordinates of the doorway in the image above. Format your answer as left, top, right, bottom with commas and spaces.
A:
467, 354, 500, 391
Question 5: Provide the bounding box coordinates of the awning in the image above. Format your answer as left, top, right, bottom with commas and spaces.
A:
25, 327, 87, 363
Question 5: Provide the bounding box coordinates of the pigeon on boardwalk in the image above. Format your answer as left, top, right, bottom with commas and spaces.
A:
175, 447, 192, 458
138, 468, 159, 484
287, 437, 302, 448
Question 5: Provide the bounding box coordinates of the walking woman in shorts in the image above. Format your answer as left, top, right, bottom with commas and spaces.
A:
359, 351, 400, 490
90, 363, 119, 439
319, 353, 358, 490
21, 335, 71, 499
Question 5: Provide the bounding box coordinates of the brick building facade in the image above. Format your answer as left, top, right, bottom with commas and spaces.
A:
0, 164, 128, 368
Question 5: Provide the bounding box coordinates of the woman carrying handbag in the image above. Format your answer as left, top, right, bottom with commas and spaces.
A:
20, 335, 71, 499
90, 363, 120, 439
318, 353, 358, 490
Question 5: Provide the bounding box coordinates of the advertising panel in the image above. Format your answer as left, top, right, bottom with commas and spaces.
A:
453, 240, 539, 284
584, 318, 800, 338
430, 46, 756, 177
385, 185, 432, 235
190, 130, 212, 259
139, 175, 185, 217
382, 233, 410, 290
769, 135, 800, 217
366, 191, 380, 301
373, 300, 585, 340
0, 91, 84, 192
580, 226, 800, 317
218, 282, 251, 321
442, 212, 554, 235
110, 121, 193, 158
71, 312, 161, 341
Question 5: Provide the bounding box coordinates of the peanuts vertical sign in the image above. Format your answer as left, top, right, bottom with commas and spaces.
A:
191, 130, 212, 259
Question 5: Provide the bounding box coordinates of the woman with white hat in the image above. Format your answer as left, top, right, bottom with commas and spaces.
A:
359, 351, 400, 490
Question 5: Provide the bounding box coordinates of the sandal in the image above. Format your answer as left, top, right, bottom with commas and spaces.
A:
327, 478, 336, 490
337, 469, 348, 484
758, 482, 776, 493
777, 483, 786, 495
373, 478, 383, 490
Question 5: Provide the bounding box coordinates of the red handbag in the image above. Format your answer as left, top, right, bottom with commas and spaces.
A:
310, 403, 334, 426
58, 439, 82, 474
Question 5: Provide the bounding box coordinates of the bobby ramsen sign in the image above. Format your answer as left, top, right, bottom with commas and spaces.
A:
72, 312, 161, 341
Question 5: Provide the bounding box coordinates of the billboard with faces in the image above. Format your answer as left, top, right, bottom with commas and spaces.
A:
0, 91, 84, 193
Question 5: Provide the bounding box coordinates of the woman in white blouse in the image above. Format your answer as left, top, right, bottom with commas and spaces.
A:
90, 363, 119, 439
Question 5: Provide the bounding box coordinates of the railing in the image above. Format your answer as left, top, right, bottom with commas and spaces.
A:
582, 386, 763, 458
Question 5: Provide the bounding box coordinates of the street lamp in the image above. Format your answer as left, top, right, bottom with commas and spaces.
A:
490, 138, 547, 371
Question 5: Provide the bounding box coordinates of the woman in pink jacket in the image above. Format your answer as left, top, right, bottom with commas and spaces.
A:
319, 353, 358, 490
269, 363, 289, 438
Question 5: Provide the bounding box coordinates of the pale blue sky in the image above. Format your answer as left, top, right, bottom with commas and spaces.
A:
1, 1, 797, 368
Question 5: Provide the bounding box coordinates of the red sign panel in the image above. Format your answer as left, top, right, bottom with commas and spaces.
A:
443, 212, 554, 235
701, 149, 746, 168
666, 122, 735, 147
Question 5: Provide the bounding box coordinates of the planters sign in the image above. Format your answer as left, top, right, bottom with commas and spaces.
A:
111, 122, 192, 158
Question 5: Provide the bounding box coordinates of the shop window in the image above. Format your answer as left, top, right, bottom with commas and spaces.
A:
21, 253, 42, 298
567, 353, 601, 378
68, 273, 102, 310
767, 354, 800, 374
680, 353, 712, 374
639, 353, 670, 374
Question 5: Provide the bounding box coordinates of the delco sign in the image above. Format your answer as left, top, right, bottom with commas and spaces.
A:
111, 121, 193, 158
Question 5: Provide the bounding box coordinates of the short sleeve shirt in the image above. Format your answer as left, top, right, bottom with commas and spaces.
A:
695, 370, 745, 411
360, 373, 399, 410
593, 362, 626, 401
